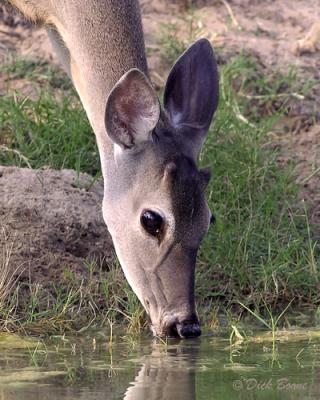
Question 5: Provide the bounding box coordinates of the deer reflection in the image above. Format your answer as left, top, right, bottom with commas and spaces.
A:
123, 340, 198, 400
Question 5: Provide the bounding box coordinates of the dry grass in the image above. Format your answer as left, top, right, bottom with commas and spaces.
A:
0, 228, 23, 311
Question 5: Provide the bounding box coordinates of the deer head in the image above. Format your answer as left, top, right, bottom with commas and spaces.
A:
103, 38, 219, 338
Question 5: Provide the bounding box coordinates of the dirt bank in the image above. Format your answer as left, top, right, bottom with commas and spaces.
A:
0, 167, 113, 287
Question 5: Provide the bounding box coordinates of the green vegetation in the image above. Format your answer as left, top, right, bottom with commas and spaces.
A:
0, 44, 319, 335
0, 59, 99, 175
197, 55, 319, 322
0, 258, 146, 335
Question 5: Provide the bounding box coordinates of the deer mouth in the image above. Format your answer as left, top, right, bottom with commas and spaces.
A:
176, 322, 201, 338
152, 317, 201, 339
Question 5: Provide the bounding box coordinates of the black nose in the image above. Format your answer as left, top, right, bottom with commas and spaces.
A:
176, 322, 201, 338
160, 317, 202, 338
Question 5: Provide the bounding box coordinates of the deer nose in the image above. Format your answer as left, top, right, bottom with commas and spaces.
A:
176, 321, 201, 338
163, 318, 201, 338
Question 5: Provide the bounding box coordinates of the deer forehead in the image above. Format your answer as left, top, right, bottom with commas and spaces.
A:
136, 158, 207, 218
111, 137, 208, 223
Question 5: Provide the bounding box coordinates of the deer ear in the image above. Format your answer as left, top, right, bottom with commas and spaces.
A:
164, 39, 219, 156
105, 69, 160, 149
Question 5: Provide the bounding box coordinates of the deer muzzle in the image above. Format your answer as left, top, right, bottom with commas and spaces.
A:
152, 313, 201, 339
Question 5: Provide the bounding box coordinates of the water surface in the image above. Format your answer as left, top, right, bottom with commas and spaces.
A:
0, 330, 319, 399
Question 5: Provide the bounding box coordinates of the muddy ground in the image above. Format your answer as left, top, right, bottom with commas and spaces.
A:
0, 0, 319, 285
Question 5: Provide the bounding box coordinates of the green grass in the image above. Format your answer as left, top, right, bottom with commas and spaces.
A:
2, 57, 72, 90
0, 59, 100, 176
0, 93, 100, 175
1, 258, 145, 335
197, 56, 319, 324
0, 52, 319, 334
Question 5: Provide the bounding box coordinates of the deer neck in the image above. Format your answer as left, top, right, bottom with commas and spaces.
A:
49, 1, 149, 169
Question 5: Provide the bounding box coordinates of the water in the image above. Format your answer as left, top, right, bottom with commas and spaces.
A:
0, 330, 319, 399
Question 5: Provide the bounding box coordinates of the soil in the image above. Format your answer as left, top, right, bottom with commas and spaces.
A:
0, 0, 319, 285
0, 166, 113, 286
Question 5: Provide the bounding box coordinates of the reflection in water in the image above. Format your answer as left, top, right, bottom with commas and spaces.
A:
0, 336, 199, 400
124, 342, 197, 400
0, 333, 319, 400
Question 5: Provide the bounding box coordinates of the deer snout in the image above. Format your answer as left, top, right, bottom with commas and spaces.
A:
176, 321, 201, 338
154, 314, 201, 339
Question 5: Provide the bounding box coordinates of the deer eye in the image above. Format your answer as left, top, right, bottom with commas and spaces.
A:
141, 210, 163, 237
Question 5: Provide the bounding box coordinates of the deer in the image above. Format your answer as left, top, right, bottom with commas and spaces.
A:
6, 0, 219, 338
